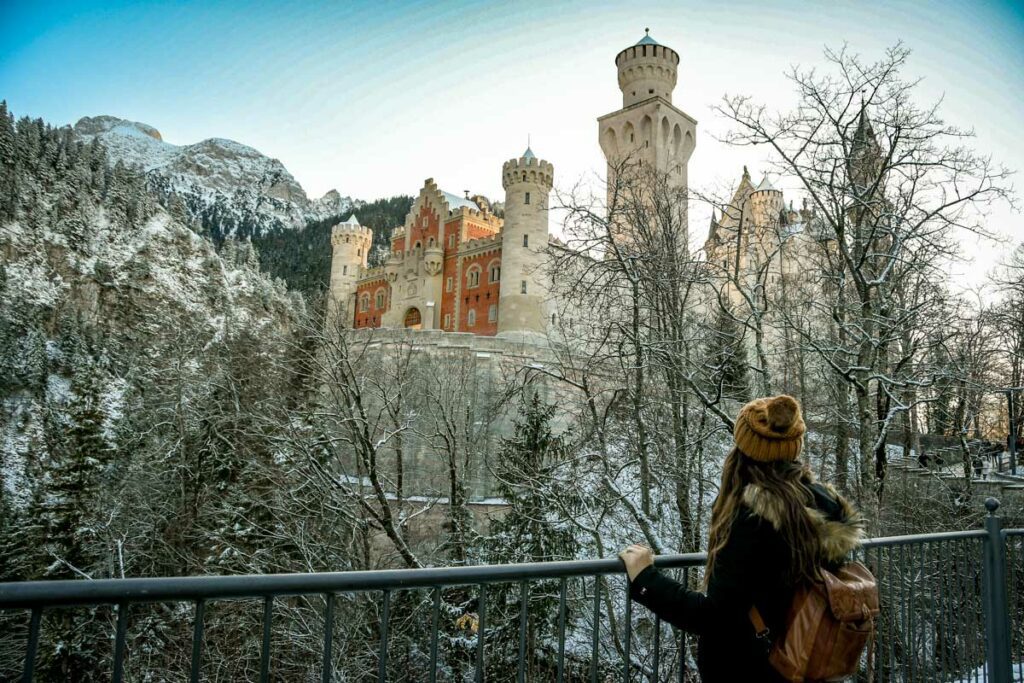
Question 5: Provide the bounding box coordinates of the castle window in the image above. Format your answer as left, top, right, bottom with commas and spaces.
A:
360, 294, 370, 312
444, 313, 451, 328
525, 192, 531, 205
415, 242, 421, 251
522, 172, 527, 181
446, 277, 453, 292
429, 237, 435, 247
343, 265, 348, 275
449, 234, 456, 248
551, 313, 556, 325
630, 133, 635, 142
488, 304, 498, 322
467, 266, 481, 288
357, 248, 361, 257
649, 88, 654, 94
521, 280, 527, 294
523, 235, 529, 248
489, 262, 500, 283
345, 236, 350, 243
375, 290, 385, 308
467, 309, 476, 326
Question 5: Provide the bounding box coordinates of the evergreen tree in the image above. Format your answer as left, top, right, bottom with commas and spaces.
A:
483, 394, 578, 679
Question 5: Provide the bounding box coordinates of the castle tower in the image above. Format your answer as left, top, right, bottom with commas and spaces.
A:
746, 176, 785, 270
328, 214, 372, 326
497, 147, 553, 339
748, 176, 784, 234
598, 30, 697, 225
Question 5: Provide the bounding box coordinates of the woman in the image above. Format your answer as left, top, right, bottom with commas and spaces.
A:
620, 395, 865, 682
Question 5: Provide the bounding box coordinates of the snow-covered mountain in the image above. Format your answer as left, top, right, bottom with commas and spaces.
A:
72, 115, 350, 238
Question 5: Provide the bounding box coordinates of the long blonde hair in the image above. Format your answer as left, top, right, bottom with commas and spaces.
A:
705, 447, 821, 587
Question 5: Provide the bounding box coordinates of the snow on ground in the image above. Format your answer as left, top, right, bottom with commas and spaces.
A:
947, 662, 1024, 682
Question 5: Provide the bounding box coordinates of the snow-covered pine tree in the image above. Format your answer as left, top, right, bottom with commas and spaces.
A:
483, 393, 579, 679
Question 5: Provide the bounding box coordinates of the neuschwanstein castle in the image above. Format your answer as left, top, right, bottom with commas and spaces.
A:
326, 30, 806, 337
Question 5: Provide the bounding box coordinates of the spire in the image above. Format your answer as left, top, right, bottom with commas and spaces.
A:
343, 213, 360, 225
522, 146, 536, 160
755, 175, 776, 192
636, 27, 660, 46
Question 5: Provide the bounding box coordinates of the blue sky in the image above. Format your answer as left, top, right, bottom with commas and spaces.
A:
2, 0, 1022, 282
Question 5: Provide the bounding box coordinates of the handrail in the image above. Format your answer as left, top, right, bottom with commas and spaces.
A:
0, 527, 1015, 609
0, 553, 706, 609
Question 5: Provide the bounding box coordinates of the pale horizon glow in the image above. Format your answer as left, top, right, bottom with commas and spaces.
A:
1, 0, 1022, 289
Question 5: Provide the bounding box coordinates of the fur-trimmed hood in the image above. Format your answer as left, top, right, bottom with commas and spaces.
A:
741, 481, 866, 564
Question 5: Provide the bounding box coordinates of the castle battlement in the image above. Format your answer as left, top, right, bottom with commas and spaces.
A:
458, 233, 503, 256
502, 157, 554, 190
331, 222, 373, 247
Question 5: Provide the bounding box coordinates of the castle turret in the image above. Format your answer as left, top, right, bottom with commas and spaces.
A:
497, 148, 553, 339
329, 214, 373, 325
616, 28, 680, 107
599, 30, 696, 246
748, 176, 784, 234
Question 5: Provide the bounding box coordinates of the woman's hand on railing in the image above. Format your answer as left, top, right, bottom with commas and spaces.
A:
619, 544, 654, 582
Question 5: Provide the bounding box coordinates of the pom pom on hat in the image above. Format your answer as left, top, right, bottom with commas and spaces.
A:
734, 395, 806, 462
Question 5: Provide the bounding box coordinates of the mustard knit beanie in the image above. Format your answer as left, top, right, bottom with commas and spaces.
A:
734, 395, 806, 462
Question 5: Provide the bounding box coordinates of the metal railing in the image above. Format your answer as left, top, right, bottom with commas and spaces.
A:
0, 499, 1020, 682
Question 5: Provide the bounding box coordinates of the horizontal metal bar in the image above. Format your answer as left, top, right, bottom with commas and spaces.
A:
862, 530, 987, 548
0, 554, 705, 608
0, 528, 1003, 609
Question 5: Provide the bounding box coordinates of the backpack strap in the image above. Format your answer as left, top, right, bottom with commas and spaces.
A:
748, 605, 770, 641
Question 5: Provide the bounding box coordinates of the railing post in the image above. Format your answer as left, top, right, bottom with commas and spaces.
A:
982, 497, 1012, 683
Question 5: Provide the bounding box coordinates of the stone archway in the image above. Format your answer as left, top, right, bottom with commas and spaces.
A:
403, 307, 422, 330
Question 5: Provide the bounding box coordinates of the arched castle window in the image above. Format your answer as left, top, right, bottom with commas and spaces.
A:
467, 265, 481, 288
467, 309, 476, 326
488, 260, 501, 283
360, 293, 370, 312
375, 289, 386, 309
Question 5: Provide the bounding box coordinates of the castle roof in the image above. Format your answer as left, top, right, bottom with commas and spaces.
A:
755, 176, 777, 192
636, 28, 660, 46
441, 190, 479, 212
522, 146, 536, 160
341, 214, 360, 225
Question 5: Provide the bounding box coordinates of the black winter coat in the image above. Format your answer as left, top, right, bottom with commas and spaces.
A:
629, 481, 864, 682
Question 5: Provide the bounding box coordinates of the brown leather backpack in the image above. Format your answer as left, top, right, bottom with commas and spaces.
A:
749, 560, 880, 682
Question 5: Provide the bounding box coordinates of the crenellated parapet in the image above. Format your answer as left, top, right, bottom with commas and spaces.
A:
331, 222, 373, 248
452, 205, 503, 229
458, 232, 503, 257
615, 30, 679, 107
502, 156, 554, 191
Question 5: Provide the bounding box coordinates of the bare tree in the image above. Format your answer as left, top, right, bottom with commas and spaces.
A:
716, 43, 1014, 502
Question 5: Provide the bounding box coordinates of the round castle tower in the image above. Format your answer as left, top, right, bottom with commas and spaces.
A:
748, 176, 784, 232
498, 148, 553, 339
615, 28, 680, 108
329, 214, 373, 324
